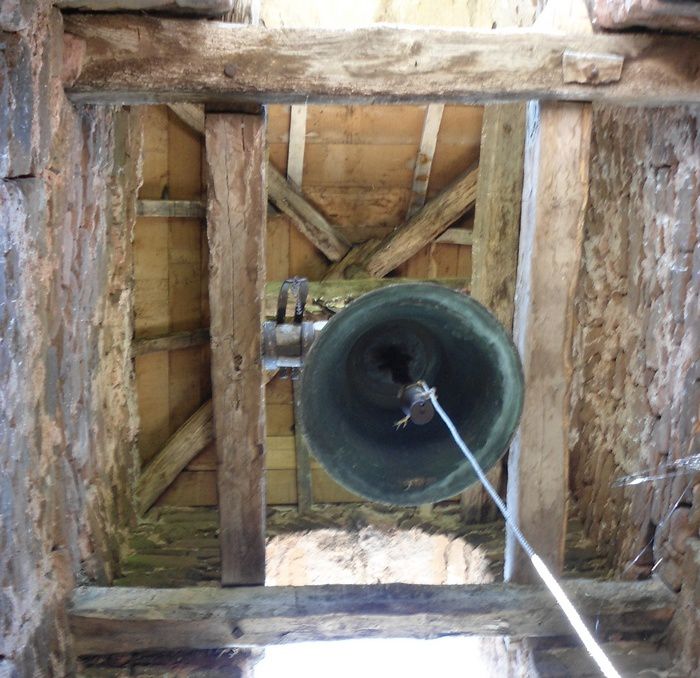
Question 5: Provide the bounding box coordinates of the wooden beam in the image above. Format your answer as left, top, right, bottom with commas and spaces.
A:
265, 277, 469, 317
434, 228, 473, 247
205, 112, 267, 586
166, 103, 205, 135
504, 0, 594, 586
460, 103, 526, 522
137, 401, 213, 513
63, 16, 700, 106
267, 164, 350, 262
56, 0, 234, 15
137, 199, 205, 219
286, 105, 307, 188
505, 108, 592, 584
69, 579, 675, 655
132, 328, 209, 356
406, 104, 444, 218
360, 165, 478, 278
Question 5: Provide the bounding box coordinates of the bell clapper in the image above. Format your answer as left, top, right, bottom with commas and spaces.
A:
395, 380, 436, 429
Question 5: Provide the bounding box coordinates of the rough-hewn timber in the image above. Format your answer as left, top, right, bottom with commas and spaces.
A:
205, 113, 267, 586
63, 15, 700, 106
69, 579, 675, 655
505, 100, 592, 584
267, 165, 350, 261
362, 165, 478, 277
137, 401, 213, 513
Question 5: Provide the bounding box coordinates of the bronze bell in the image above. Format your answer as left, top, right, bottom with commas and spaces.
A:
298, 282, 524, 506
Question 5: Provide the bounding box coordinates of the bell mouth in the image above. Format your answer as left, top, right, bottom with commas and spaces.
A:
299, 283, 524, 506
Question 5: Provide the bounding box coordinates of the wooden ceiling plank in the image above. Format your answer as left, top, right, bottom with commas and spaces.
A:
268, 164, 350, 261
205, 112, 267, 586
69, 578, 675, 655
406, 103, 444, 218
64, 16, 700, 106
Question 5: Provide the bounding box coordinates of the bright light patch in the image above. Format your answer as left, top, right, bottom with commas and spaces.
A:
255, 637, 492, 678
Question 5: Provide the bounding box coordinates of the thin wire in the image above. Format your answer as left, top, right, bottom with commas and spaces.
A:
419, 384, 622, 678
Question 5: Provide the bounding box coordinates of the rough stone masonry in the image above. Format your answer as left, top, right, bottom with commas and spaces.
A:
1, 3, 142, 675
568, 105, 700, 673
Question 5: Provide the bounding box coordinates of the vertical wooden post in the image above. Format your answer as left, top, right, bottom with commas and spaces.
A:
504, 0, 594, 585
205, 112, 267, 586
460, 102, 527, 522
504, 99, 592, 583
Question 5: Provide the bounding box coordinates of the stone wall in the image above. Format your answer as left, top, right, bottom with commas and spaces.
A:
0, 5, 142, 676
569, 105, 699, 586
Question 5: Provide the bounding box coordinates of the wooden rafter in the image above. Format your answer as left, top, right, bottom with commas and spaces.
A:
137, 401, 213, 513
64, 15, 700, 106
325, 165, 477, 280
406, 103, 444, 218
267, 165, 350, 261
286, 105, 307, 188
70, 579, 675, 655
166, 103, 205, 135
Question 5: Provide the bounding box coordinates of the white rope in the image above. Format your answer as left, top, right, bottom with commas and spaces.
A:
418, 383, 621, 678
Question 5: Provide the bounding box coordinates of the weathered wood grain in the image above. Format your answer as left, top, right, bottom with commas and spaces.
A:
166, 103, 205, 135
268, 165, 350, 261
69, 579, 676, 655
137, 401, 213, 513
286, 105, 307, 188
205, 113, 267, 585
362, 165, 478, 277
434, 227, 473, 247
138, 199, 205, 219
505, 100, 592, 584
132, 328, 209, 356
265, 277, 469, 316
406, 104, 444, 218
56, 0, 233, 14
64, 15, 700, 106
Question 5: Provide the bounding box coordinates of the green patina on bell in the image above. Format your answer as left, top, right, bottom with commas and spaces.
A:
299, 282, 524, 506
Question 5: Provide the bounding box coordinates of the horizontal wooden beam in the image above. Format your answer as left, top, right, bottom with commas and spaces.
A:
56, 0, 234, 14
131, 278, 469, 356
265, 276, 468, 318
132, 328, 209, 355
63, 15, 700, 106
435, 228, 473, 247
69, 579, 675, 655
137, 199, 205, 218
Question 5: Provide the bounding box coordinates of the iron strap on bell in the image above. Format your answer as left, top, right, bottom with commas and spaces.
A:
262, 281, 524, 506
